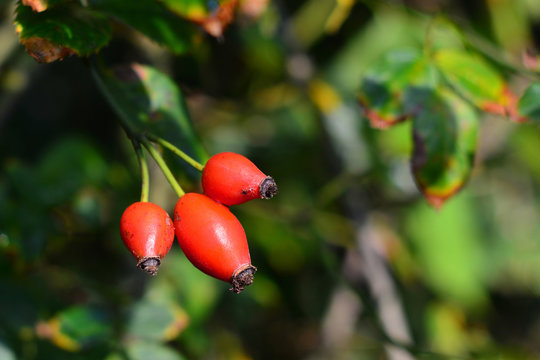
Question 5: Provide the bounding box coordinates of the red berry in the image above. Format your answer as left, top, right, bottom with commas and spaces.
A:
202, 152, 277, 206
173, 193, 256, 293
120, 202, 174, 275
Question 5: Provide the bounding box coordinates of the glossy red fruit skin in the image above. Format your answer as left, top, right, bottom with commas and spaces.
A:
202, 152, 277, 206
174, 193, 256, 292
120, 202, 174, 275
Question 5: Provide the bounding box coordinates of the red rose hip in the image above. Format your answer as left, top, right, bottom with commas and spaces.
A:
174, 193, 256, 293
202, 152, 277, 206
120, 202, 174, 275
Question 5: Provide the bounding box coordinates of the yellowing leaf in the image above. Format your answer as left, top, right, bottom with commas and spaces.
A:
434, 49, 514, 117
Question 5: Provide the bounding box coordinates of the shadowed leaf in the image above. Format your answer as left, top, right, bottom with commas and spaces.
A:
406, 87, 478, 208
16, 3, 112, 62
517, 82, 540, 123
88, 0, 197, 54
92, 62, 207, 166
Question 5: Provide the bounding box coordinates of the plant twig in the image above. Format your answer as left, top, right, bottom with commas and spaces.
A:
132, 139, 150, 202
147, 134, 204, 171
141, 139, 185, 198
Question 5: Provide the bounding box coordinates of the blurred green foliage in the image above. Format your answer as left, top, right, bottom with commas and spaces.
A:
3, 0, 540, 359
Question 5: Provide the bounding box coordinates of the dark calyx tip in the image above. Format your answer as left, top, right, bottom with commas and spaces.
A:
230, 264, 257, 294
259, 176, 278, 200
137, 257, 161, 276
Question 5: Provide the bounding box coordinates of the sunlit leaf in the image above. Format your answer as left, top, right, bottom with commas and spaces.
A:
88, 0, 197, 54
92, 62, 207, 166
36, 306, 111, 351
358, 48, 438, 128
126, 300, 189, 342
405, 87, 478, 208
434, 49, 511, 116
125, 342, 185, 360
15, 3, 112, 63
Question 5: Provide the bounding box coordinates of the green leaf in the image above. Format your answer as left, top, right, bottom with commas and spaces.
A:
149, 252, 219, 324
358, 48, 438, 128
405, 87, 478, 208
92, 62, 207, 165
425, 18, 465, 53
38, 306, 111, 351
405, 196, 488, 308
88, 0, 197, 54
126, 300, 188, 342
434, 49, 509, 115
125, 342, 185, 360
517, 82, 540, 123
36, 138, 108, 205
16, 3, 112, 62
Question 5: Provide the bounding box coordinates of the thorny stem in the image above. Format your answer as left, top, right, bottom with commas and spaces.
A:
141, 139, 185, 198
132, 139, 150, 203
147, 134, 205, 171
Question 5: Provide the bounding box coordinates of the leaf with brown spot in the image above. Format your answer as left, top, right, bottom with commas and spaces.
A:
406, 87, 478, 209
358, 48, 439, 129
20, 37, 74, 63
16, 2, 112, 63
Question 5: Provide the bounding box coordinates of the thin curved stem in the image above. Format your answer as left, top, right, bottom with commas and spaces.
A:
141, 140, 185, 198
147, 134, 205, 171
132, 139, 150, 202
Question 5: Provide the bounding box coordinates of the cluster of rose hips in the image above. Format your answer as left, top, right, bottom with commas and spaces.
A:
120, 146, 277, 294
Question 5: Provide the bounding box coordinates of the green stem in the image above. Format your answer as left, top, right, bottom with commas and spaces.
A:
142, 140, 185, 198
133, 140, 150, 202
147, 134, 205, 171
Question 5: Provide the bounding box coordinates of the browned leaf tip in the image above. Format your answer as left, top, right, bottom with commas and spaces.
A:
21, 37, 74, 63
358, 99, 408, 129
197, 0, 238, 38
22, 0, 47, 12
